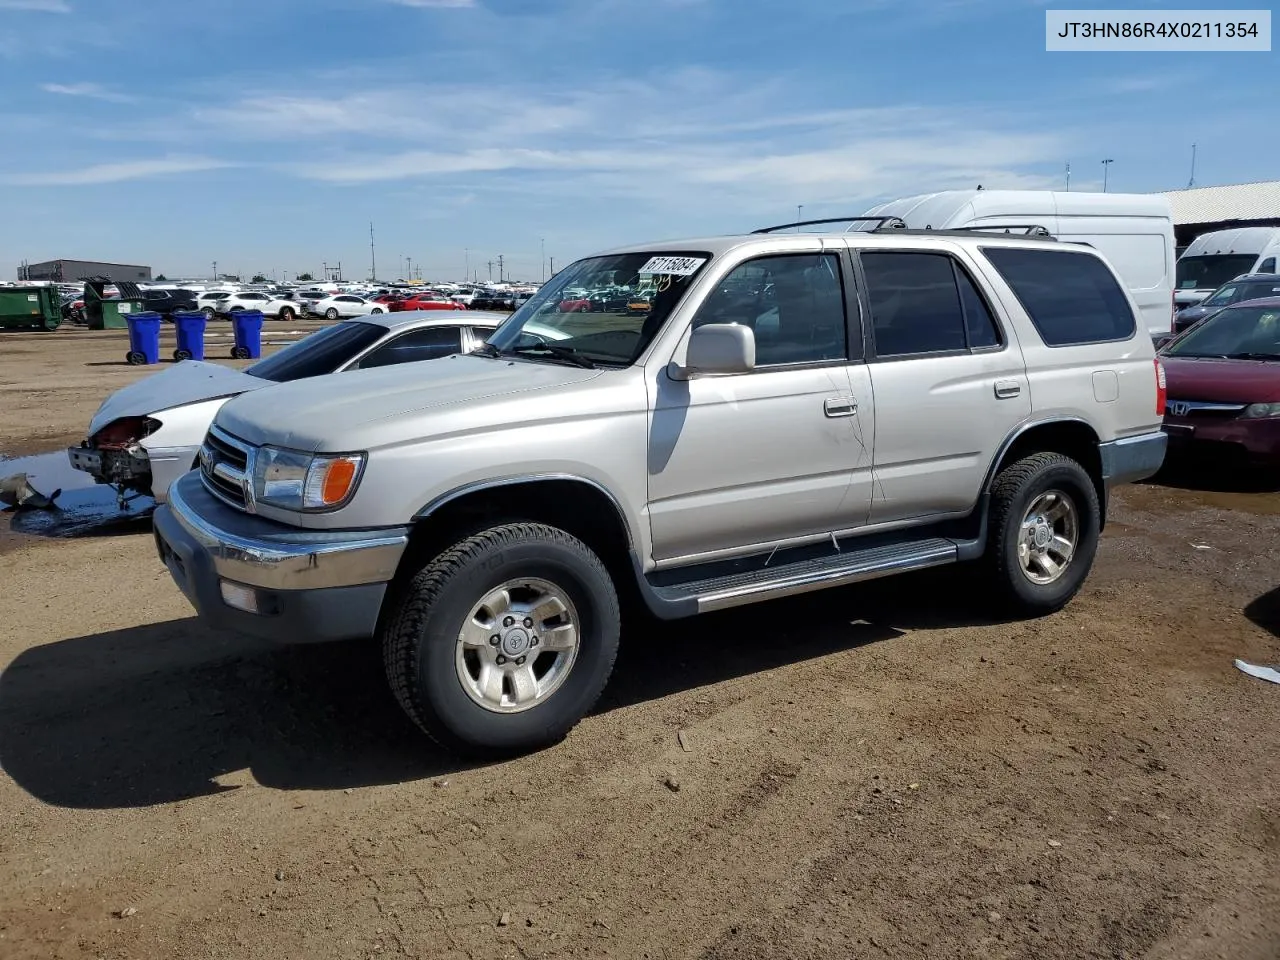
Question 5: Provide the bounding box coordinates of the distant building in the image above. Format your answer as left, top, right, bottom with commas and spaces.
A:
1160, 180, 1280, 250
18, 259, 152, 283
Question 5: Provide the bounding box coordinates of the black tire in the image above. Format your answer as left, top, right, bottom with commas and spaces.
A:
279, 307, 295, 321
985, 452, 1100, 615
325, 308, 340, 320
381, 522, 621, 756
201, 307, 215, 320
230, 346, 250, 360
174, 349, 192, 361
125, 351, 146, 365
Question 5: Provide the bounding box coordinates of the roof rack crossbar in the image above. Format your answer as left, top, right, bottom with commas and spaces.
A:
939, 224, 1054, 237
751, 216, 909, 234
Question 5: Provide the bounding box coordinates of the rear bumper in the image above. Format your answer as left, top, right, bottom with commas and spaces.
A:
153, 472, 410, 643
1099, 431, 1168, 485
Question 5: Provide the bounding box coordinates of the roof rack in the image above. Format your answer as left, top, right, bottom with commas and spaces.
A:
751, 215, 909, 234
947, 224, 1053, 238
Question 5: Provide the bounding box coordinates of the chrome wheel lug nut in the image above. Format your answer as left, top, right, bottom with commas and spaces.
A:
503, 616, 515, 627
489, 635, 500, 646
495, 655, 507, 665
523, 618, 533, 628
516, 656, 527, 665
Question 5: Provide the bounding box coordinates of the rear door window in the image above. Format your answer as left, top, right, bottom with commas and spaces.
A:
860, 252, 1004, 357
983, 247, 1136, 346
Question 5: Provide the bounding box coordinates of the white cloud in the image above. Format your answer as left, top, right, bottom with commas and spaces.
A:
1, 156, 237, 186
0, 0, 70, 10
41, 81, 134, 103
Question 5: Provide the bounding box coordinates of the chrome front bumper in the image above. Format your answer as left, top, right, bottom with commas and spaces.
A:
153, 471, 410, 642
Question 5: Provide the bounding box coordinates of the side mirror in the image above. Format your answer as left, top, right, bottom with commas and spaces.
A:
672, 323, 755, 378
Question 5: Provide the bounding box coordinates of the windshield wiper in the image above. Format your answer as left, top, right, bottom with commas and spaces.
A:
470, 342, 501, 358
1223, 351, 1280, 361
508, 344, 597, 369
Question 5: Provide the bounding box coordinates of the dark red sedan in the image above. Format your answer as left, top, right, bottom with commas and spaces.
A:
1159, 297, 1280, 468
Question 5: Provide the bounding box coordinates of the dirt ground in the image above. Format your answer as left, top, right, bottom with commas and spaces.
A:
1, 325, 1279, 960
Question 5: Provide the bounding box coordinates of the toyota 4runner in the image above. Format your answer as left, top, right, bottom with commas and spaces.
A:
153, 217, 1168, 755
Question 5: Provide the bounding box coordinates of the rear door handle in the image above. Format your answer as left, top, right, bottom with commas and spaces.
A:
824, 397, 857, 417
994, 380, 1021, 399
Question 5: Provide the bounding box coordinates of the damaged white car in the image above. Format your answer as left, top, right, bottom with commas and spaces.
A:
67, 312, 509, 502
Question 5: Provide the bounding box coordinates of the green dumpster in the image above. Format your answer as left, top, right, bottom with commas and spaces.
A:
83, 278, 145, 330
0, 285, 61, 330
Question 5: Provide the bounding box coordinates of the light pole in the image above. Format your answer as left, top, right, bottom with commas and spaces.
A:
212, 260, 217, 280
1101, 158, 1114, 192
540, 238, 545, 282
796, 204, 803, 232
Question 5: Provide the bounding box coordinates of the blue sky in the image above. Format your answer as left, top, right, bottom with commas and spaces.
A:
0, 0, 1273, 282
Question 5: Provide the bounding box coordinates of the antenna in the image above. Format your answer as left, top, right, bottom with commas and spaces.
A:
1188, 143, 1197, 189
1065, 161, 1071, 192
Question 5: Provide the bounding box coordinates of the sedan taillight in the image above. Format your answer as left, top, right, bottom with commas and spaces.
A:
1154, 358, 1167, 415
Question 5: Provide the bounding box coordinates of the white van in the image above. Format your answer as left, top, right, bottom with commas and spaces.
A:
1174, 227, 1280, 307
862, 190, 1176, 338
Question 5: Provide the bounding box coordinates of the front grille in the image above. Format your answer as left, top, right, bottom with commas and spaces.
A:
1165, 399, 1247, 419
199, 425, 255, 512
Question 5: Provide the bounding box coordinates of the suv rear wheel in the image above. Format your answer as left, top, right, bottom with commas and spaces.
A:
985, 452, 1099, 615
381, 522, 621, 755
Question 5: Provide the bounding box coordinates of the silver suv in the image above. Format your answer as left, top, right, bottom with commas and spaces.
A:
153, 217, 1168, 755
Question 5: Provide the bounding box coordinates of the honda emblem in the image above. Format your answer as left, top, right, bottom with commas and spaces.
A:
1168, 401, 1190, 417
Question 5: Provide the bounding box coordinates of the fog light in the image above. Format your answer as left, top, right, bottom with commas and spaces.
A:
219, 579, 262, 614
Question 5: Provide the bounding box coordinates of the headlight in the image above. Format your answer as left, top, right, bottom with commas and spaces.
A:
252, 446, 365, 511
1243, 402, 1280, 419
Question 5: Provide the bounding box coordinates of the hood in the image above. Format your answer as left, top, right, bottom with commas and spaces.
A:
89, 360, 269, 436
1175, 304, 1217, 325
216, 353, 605, 452
1162, 356, 1280, 403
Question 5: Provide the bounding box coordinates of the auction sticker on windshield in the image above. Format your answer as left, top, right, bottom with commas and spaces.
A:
639, 256, 707, 276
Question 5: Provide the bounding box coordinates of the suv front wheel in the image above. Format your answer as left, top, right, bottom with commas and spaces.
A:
986, 452, 1100, 615
381, 522, 621, 756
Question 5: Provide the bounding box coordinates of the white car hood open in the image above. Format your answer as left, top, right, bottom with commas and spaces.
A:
88, 360, 270, 436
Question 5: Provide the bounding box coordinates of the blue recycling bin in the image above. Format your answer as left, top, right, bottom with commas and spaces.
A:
230, 310, 264, 359
172, 311, 207, 362
124, 311, 162, 366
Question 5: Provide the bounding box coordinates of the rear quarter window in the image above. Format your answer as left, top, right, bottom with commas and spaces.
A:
983, 247, 1137, 346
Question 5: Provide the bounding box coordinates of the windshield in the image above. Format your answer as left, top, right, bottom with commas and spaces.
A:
1164, 305, 1280, 359
484, 251, 711, 365
245, 321, 386, 381
1176, 255, 1257, 292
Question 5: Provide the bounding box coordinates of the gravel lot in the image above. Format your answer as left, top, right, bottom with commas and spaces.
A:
1, 325, 1278, 960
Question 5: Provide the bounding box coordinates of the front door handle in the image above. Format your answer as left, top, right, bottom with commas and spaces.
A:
994, 380, 1022, 399
824, 397, 857, 417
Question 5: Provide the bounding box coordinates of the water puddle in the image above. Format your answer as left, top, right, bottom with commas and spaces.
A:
0, 450, 154, 538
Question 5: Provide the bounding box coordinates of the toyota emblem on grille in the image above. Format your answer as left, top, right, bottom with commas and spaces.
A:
1168, 401, 1190, 417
